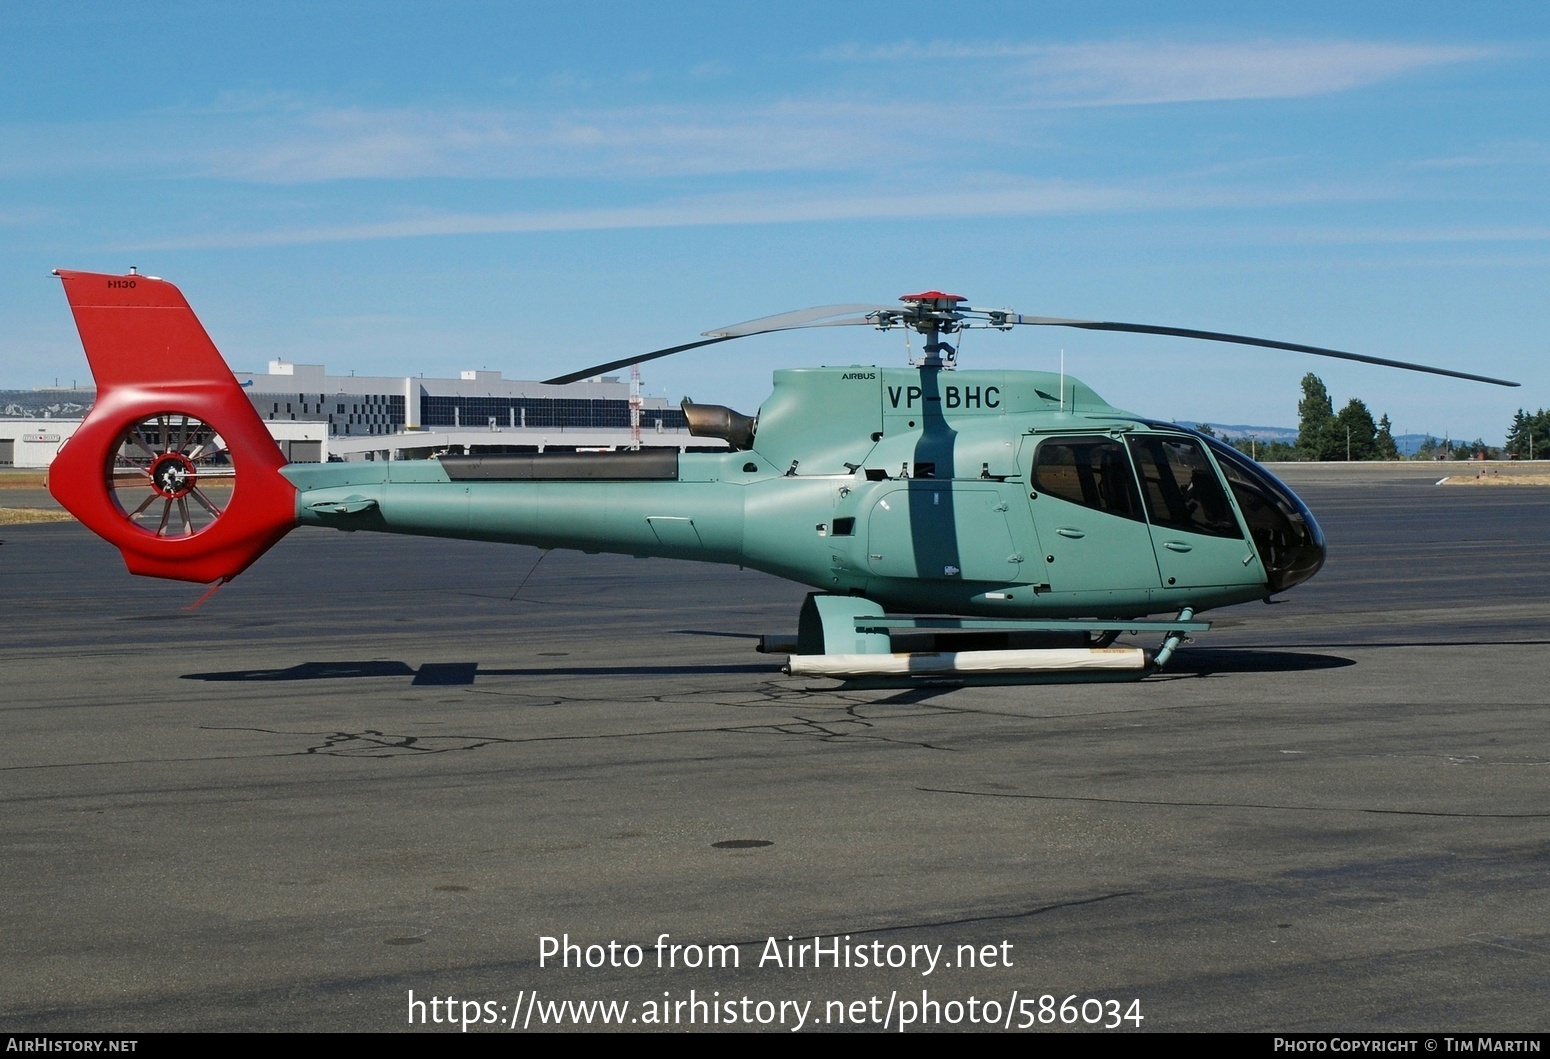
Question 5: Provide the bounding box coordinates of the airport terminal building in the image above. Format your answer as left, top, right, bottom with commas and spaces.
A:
0, 361, 702, 468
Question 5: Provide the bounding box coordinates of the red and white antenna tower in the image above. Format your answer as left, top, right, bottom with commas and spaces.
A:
628, 363, 643, 450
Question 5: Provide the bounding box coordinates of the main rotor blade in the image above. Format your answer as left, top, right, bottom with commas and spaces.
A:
1010, 316, 1520, 388
545, 300, 1520, 389
542, 306, 883, 385
703, 303, 892, 338
543, 336, 736, 386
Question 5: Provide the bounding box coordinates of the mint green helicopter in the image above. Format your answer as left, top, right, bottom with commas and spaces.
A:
50, 277, 1517, 683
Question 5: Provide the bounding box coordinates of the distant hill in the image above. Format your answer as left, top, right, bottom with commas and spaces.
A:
1173, 422, 1299, 443
1179, 424, 1464, 457
1392, 433, 1476, 458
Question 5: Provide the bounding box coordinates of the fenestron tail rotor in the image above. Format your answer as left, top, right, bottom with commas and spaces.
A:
110, 412, 235, 538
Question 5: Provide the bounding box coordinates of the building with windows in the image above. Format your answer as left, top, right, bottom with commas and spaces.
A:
237, 360, 687, 436
0, 362, 706, 469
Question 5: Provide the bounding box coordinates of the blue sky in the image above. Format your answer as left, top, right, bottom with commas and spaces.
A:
2, 1, 1546, 442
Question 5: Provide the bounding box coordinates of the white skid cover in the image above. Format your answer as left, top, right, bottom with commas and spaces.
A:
785, 647, 1147, 678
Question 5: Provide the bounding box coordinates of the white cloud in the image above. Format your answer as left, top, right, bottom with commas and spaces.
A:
0, 206, 54, 225
0, 99, 933, 184
1408, 140, 1550, 169
124, 177, 1373, 249
826, 39, 1499, 106
201, 101, 914, 183
0, 37, 1503, 187
1260, 224, 1550, 245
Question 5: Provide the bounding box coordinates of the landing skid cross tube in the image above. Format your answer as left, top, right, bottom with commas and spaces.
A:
771, 594, 1205, 685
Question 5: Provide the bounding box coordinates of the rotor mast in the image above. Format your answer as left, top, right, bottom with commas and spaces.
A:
875, 291, 970, 370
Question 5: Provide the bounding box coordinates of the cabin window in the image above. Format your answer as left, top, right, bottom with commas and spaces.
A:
1125, 435, 1242, 538
1033, 438, 1145, 521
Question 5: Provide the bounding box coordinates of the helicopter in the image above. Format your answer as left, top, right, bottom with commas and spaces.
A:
45, 271, 1518, 683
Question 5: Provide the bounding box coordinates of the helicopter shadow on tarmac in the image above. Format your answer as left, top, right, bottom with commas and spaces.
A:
1145, 647, 1354, 677
180, 659, 782, 685
178, 646, 1354, 687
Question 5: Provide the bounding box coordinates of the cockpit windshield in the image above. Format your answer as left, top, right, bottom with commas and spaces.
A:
1200, 436, 1326, 593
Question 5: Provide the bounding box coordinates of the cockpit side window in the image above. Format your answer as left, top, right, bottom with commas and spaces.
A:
1033, 438, 1145, 521
1125, 435, 1243, 539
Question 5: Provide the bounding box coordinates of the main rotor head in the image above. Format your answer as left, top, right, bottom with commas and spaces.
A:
874, 291, 974, 367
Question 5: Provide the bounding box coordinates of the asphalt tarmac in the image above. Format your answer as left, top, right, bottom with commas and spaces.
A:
2, 468, 1547, 1033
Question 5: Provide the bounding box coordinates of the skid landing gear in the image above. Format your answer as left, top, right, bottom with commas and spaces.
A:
761, 594, 1206, 686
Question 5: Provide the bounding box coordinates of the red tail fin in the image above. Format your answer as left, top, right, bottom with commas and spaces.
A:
49, 270, 297, 583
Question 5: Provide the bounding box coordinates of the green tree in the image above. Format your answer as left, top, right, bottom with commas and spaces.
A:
1297, 374, 1338, 460
1295, 374, 1400, 461
1505, 408, 1550, 460
1333, 398, 1379, 461
1460, 438, 1496, 460
1229, 437, 1297, 461
1375, 414, 1400, 460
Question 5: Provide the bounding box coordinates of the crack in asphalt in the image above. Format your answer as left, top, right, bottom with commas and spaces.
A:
921, 786, 1550, 819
